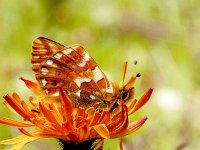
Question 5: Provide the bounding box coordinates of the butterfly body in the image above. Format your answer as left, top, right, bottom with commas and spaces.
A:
32, 37, 135, 110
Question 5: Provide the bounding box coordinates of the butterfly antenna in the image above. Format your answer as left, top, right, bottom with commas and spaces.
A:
124, 60, 140, 91
119, 61, 127, 89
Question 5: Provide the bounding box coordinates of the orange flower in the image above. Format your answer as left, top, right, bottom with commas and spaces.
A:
0, 77, 153, 150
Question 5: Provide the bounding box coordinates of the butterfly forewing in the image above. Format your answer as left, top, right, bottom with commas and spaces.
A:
32, 37, 114, 107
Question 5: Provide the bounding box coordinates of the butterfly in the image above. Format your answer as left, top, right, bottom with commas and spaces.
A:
32, 37, 136, 110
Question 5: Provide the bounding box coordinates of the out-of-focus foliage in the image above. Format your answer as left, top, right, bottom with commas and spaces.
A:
0, 0, 200, 150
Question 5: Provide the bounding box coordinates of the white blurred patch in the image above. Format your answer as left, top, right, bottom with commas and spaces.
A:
52, 92, 59, 96
62, 48, 73, 55
46, 60, 53, 65
74, 77, 91, 87
75, 90, 81, 97
91, 3, 120, 26
93, 67, 104, 82
54, 53, 62, 59
155, 87, 182, 111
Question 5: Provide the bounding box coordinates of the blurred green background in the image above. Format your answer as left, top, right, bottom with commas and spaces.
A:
0, 0, 200, 150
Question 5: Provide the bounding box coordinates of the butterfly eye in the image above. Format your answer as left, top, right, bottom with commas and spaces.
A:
120, 88, 133, 102
121, 90, 125, 99
120, 90, 128, 100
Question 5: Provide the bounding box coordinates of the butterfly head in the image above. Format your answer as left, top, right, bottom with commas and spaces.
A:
118, 62, 140, 102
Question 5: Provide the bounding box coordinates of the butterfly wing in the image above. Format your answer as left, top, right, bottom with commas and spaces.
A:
32, 37, 114, 107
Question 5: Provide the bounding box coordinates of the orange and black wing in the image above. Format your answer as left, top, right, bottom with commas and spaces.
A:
32, 37, 114, 106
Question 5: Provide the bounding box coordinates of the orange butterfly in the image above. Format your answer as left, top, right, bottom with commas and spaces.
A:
32, 37, 136, 110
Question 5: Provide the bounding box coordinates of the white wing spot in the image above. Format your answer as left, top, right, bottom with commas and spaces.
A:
83, 51, 90, 61
76, 51, 91, 67
46, 60, 53, 65
106, 82, 114, 93
41, 79, 47, 86
93, 67, 104, 82
74, 77, 91, 87
75, 90, 81, 97
54, 53, 62, 59
89, 95, 96, 100
52, 92, 60, 96
45, 89, 49, 94
62, 48, 73, 55
77, 59, 87, 67
41, 67, 48, 75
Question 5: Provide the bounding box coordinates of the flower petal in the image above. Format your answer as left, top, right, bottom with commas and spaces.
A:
111, 115, 148, 138
18, 128, 34, 137
90, 111, 101, 126
3, 94, 32, 120
39, 102, 61, 129
98, 110, 110, 124
0, 134, 32, 145
78, 125, 90, 142
131, 88, 153, 114
93, 124, 110, 139
0, 117, 32, 127
20, 77, 41, 95
9, 137, 39, 150
58, 87, 73, 124
109, 104, 128, 136
128, 99, 137, 115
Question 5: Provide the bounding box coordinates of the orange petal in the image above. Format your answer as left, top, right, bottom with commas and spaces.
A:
18, 129, 65, 140
20, 77, 41, 95
75, 108, 89, 128
48, 104, 63, 126
29, 96, 38, 108
3, 94, 32, 120
22, 130, 67, 139
18, 128, 34, 137
75, 116, 88, 128
131, 88, 153, 114
109, 104, 127, 127
21, 101, 36, 118
39, 102, 61, 129
98, 110, 111, 124
90, 111, 101, 126
128, 99, 137, 115
93, 124, 110, 139
9, 136, 39, 150
3, 100, 20, 116
78, 125, 90, 142
85, 107, 95, 120
109, 104, 128, 136
111, 115, 147, 138
0, 117, 32, 127
77, 107, 86, 118
58, 87, 73, 122
0, 134, 34, 145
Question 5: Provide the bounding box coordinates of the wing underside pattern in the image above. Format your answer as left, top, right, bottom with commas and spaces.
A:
32, 37, 114, 107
